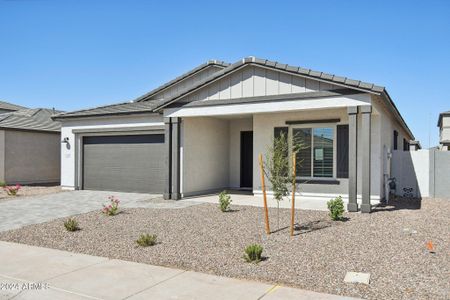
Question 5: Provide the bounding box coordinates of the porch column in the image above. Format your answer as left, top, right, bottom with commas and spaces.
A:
360, 105, 372, 213
347, 106, 358, 212
163, 117, 172, 200
171, 117, 181, 200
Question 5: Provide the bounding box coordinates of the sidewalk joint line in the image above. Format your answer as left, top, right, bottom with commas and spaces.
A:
257, 284, 279, 299
122, 270, 187, 300
42, 258, 111, 282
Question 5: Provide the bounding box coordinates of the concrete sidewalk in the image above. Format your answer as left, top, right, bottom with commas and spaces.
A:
0, 241, 358, 300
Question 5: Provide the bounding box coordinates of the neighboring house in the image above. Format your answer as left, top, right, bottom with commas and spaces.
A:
0, 107, 62, 185
437, 110, 450, 150
53, 57, 415, 213
0, 100, 27, 114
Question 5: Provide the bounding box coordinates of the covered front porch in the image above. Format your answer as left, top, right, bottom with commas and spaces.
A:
163, 93, 377, 213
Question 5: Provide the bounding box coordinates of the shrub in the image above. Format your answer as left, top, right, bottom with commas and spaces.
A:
64, 218, 80, 232
244, 244, 263, 263
0, 181, 6, 188
102, 196, 120, 216
218, 190, 232, 212
327, 196, 345, 221
136, 234, 157, 247
4, 184, 21, 196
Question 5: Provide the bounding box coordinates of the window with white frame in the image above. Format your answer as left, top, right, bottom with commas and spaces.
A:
291, 126, 335, 178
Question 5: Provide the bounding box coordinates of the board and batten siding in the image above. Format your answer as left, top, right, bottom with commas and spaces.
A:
180, 66, 341, 103
150, 65, 224, 100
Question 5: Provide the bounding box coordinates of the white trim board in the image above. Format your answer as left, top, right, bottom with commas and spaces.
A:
164, 95, 371, 118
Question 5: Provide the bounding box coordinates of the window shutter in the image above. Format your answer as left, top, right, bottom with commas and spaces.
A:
337, 125, 349, 178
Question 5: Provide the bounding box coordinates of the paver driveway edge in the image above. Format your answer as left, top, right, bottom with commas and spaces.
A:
0, 241, 360, 300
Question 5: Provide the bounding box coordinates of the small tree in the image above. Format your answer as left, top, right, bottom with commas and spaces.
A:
264, 131, 306, 229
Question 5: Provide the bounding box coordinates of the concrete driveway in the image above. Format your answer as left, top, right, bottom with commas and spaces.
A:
0, 190, 199, 232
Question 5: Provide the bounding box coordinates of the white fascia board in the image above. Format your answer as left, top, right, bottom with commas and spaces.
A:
164, 95, 371, 118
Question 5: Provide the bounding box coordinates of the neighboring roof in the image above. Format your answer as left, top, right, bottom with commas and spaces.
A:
437, 110, 450, 127
134, 60, 230, 102
0, 108, 62, 132
52, 101, 161, 120
0, 100, 27, 112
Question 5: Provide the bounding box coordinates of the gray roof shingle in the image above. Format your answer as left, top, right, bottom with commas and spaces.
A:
0, 100, 27, 112
0, 108, 62, 132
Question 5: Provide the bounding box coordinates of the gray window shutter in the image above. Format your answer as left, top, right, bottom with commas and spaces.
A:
337, 125, 349, 178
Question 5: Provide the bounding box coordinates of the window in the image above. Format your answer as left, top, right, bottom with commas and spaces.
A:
403, 138, 409, 151
393, 130, 398, 150
292, 126, 334, 178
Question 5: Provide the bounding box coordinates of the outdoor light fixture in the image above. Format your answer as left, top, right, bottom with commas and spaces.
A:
61, 137, 69, 144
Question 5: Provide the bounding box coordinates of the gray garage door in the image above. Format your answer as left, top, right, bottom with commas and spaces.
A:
83, 134, 165, 193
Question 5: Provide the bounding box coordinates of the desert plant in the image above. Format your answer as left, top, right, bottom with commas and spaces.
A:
64, 218, 80, 231
136, 233, 157, 247
218, 190, 232, 212
102, 196, 120, 216
327, 196, 345, 221
244, 244, 264, 263
4, 184, 21, 196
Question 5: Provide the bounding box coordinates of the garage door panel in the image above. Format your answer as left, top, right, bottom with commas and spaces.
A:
83, 134, 165, 193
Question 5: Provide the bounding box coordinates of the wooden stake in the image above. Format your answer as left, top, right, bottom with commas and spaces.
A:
259, 153, 270, 235
290, 152, 296, 237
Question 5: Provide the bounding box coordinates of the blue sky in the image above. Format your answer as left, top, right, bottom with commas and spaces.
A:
1, 0, 449, 147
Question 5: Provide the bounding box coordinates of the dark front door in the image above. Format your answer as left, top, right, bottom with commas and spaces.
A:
240, 131, 253, 188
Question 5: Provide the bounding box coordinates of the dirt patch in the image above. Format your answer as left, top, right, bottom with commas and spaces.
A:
0, 198, 448, 299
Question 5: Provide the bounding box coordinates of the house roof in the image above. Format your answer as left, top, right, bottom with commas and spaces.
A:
0, 108, 62, 132
52, 57, 414, 139
133, 60, 230, 102
52, 101, 161, 120
0, 100, 27, 112
437, 110, 450, 127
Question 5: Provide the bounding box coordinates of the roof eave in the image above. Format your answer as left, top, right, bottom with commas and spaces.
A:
52, 110, 160, 121
380, 90, 415, 140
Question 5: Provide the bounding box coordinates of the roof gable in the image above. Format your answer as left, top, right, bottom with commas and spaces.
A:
175, 64, 344, 105
152, 57, 385, 111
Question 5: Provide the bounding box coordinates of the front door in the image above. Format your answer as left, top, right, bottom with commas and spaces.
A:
240, 131, 253, 188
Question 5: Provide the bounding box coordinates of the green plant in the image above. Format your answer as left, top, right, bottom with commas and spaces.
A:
218, 190, 232, 212
136, 233, 157, 247
102, 196, 120, 216
243, 244, 264, 263
327, 196, 345, 221
0, 181, 6, 188
64, 218, 80, 231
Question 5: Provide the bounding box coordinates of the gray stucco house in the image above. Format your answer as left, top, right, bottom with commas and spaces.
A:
438, 110, 450, 150
53, 57, 415, 213
0, 102, 61, 184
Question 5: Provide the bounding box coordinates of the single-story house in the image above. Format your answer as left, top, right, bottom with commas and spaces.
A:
438, 110, 450, 150
53, 57, 415, 213
0, 103, 61, 185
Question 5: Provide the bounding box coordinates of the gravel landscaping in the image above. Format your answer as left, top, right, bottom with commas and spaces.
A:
0, 185, 63, 202
0, 197, 448, 299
